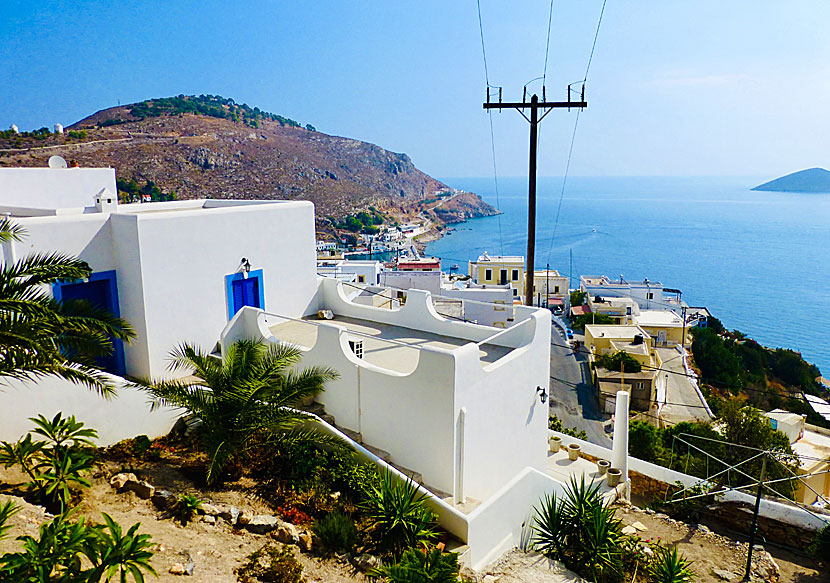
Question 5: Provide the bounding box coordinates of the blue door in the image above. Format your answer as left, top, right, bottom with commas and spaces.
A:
231, 276, 260, 315
53, 271, 125, 375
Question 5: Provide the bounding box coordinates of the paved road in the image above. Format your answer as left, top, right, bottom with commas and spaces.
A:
656, 346, 713, 425
548, 325, 612, 447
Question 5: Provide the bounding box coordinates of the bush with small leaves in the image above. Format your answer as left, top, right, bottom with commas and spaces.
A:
808, 523, 830, 562
312, 512, 358, 554
236, 543, 303, 583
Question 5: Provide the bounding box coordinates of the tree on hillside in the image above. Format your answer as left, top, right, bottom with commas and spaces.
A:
0, 219, 135, 396
138, 339, 340, 484
571, 312, 614, 331
594, 351, 642, 373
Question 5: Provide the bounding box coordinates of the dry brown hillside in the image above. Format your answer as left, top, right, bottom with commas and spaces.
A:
0, 97, 498, 233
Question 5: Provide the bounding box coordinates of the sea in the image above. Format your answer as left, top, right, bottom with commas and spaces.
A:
425, 176, 830, 376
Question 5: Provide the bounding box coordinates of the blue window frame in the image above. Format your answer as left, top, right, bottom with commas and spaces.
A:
225, 269, 265, 319
52, 270, 126, 376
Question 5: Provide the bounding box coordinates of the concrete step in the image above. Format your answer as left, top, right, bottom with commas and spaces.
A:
392, 464, 423, 485
363, 443, 392, 463
338, 427, 362, 444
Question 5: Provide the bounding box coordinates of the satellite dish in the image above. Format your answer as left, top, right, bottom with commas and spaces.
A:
48, 155, 68, 169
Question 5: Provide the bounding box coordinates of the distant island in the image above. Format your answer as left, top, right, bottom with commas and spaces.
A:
752, 167, 830, 193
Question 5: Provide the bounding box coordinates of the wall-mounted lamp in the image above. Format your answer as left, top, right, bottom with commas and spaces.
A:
241, 257, 252, 274
536, 386, 547, 404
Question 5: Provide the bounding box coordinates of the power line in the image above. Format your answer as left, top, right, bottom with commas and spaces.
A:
542, 0, 555, 84
475, 0, 505, 256
544, 0, 608, 267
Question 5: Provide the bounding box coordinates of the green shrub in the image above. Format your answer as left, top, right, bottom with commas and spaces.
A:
647, 545, 695, 583
376, 546, 460, 582
808, 523, 830, 561
531, 477, 624, 583
312, 512, 357, 554
237, 543, 303, 583
595, 351, 642, 373
0, 413, 97, 512
0, 510, 156, 583
0, 500, 18, 540
174, 494, 203, 526
549, 415, 588, 440
361, 471, 437, 560
629, 421, 660, 462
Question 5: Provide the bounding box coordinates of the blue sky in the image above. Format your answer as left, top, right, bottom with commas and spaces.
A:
1, 1, 828, 178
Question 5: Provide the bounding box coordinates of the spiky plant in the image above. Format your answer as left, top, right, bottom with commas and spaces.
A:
375, 546, 461, 582
0, 218, 135, 396
647, 545, 695, 583
361, 470, 437, 560
138, 339, 340, 484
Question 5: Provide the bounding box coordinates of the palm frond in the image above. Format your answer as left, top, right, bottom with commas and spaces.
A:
0, 217, 25, 243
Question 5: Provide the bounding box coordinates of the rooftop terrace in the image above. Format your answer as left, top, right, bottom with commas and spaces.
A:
269, 315, 512, 374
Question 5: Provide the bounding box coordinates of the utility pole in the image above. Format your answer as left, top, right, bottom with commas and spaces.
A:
681, 306, 687, 347
546, 262, 550, 310
484, 89, 587, 306
743, 455, 767, 582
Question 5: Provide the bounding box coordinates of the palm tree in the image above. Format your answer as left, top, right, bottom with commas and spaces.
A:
0, 218, 135, 396
140, 339, 340, 484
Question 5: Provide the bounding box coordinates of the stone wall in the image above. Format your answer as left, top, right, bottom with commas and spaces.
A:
708, 501, 817, 548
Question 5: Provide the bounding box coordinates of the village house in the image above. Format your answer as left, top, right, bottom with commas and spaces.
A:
580, 274, 683, 311
584, 324, 665, 413
468, 252, 524, 299
532, 268, 569, 311
764, 410, 830, 506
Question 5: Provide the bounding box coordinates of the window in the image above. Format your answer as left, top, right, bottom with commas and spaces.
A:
512, 269, 519, 281
500, 269, 508, 285
348, 339, 364, 359
485, 268, 492, 281
226, 269, 265, 319
647, 292, 654, 299
554, 285, 560, 293
357, 274, 366, 283
513, 288, 518, 296
635, 382, 644, 390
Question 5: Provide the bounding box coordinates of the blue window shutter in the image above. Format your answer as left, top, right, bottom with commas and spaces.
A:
232, 279, 245, 314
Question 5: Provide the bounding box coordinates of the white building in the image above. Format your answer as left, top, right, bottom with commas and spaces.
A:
54, 123, 64, 134
317, 258, 383, 285
316, 240, 337, 252
581, 275, 682, 310
0, 166, 625, 571
0, 167, 317, 382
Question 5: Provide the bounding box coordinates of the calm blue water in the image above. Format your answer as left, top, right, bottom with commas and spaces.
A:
427, 176, 830, 375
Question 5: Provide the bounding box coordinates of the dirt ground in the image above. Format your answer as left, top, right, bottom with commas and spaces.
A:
0, 461, 368, 583
1, 459, 826, 583
616, 506, 827, 583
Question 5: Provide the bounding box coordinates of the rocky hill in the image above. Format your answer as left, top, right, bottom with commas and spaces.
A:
0, 95, 498, 232
752, 167, 830, 193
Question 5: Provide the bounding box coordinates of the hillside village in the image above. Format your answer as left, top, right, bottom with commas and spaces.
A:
0, 163, 827, 583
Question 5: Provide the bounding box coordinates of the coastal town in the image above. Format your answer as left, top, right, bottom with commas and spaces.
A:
0, 163, 828, 582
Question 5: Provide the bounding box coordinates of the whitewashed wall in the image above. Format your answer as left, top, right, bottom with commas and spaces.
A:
8, 200, 318, 379
0, 168, 116, 210
0, 376, 179, 445
221, 280, 551, 500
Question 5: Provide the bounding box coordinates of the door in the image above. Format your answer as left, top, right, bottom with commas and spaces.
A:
54, 272, 125, 375
657, 330, 667, 345
231, 276, 261, 315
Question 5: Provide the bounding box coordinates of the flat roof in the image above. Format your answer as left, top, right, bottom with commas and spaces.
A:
472, 255, 524, 263
610, 340, 650, 356
792, 430, 830, 470
636, 310, 683, 327
269, 315, 511, 374
585, 325, 650, 339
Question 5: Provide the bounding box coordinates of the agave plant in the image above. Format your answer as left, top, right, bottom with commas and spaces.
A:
361, 470, 437, 560
0, 218, 135, 396
647, 545, 695, 583
139, 339, 340, 484
174, 494, 203, 526
531, 476, 624, 583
